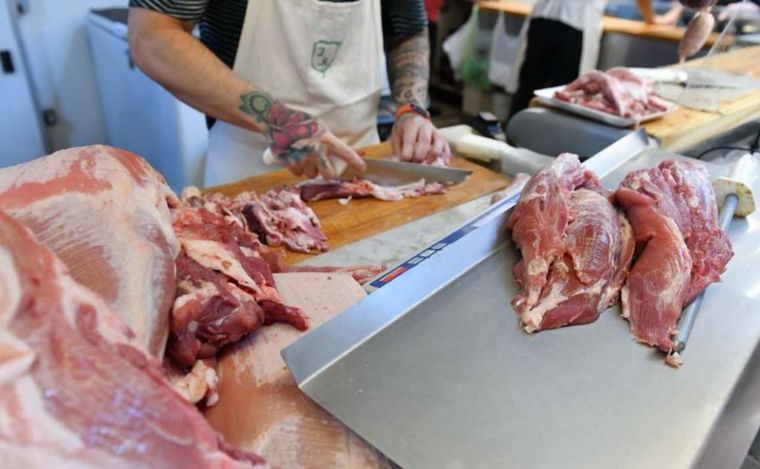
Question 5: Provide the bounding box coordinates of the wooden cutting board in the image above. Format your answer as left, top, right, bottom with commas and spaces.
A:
203, 273, 392, 468
643, 46, 760, 152
207, 141, 511, 264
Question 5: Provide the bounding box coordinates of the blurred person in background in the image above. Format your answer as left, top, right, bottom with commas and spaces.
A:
507, 0, 683, 119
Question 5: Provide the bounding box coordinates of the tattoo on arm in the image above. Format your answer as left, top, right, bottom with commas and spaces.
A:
388, 30, 430, 109
239, 90, 324, 164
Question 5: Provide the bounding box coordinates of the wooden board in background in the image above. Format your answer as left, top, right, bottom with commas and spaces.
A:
643, 46, 760, 152
477, 1, 727, 46
208, 142, 511, 264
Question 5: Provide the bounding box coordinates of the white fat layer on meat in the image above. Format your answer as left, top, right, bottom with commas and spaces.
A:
518, 190, 545, 203
1, 376, 84, 448
168, 360, 219, 405
522, 275, 606, 333
526, 259, 548, 277
172, 281, 218, 311
369, 180, 426, 201
0, 332, 35, 386
0, 248, 21, 328
16, 197, 166, 352
181, 239, 262, 294
240, 246, 261, 259
620, 285, 630, 318
57, 266, 138, 351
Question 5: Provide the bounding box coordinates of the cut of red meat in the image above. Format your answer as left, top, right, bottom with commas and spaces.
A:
0, 209, 267, 468
168, 199, 307, 368
657, 160, 734, 303
508, 154, 601, 312
298, 177, 447, 202
616, 160, 733, 360
187, 186, 328, 254
528, 189, 635, 331
507, 154, 632, 332
615, 193, 692, 352
0, 145, 179, 357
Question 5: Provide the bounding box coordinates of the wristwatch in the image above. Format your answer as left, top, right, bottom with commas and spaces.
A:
395, 102, 431, 120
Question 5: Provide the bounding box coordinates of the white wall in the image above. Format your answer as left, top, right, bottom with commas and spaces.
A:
16, 0, 125, 150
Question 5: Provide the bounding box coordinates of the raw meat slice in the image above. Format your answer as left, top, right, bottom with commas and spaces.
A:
615, 190, 692, 352
0, 209, 267, 468
524, 189, 634, 331
616, 160, 733, 358
507, 154, 601, 311
168, 200, 307, 368
298, 177, 447, 202
164, 358, 220, 406
0, 146, 178, 357
555, 68, 671, 119
205, 272, 393, 469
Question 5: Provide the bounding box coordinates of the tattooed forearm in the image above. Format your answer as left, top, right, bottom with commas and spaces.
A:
388, 30, 430, 108
239, 90, 324, 164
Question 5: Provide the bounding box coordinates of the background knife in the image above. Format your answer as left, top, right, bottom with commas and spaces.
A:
339, 158, 471, 186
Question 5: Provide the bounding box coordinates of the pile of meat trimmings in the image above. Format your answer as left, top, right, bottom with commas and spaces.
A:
0, 145, 414, 468
509, 154, 733, 367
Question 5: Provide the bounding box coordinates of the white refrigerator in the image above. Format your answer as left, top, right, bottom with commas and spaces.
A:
87, 8, 207, 191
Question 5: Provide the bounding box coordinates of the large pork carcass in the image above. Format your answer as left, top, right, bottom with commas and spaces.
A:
615, 160, 733, 357
0, 209, 267, 468
507, 154, 634, 332
0, 146, 178, 357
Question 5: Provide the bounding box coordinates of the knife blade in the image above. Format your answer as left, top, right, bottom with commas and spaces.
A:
339, 158, 472, 186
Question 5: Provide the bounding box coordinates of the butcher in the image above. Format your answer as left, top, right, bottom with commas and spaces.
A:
507, 0, 684, 119
127, 0, 451, 186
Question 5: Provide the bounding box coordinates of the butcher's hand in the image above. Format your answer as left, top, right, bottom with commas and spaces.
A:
391, 114, 452, 165
239, 90, 365, 179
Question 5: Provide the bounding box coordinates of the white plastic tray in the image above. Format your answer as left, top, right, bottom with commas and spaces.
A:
534, 84, 676, 128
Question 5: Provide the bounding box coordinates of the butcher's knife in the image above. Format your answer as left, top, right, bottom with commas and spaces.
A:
339, 158, 472, 187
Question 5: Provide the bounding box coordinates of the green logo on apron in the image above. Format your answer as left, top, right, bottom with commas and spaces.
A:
311, 40, 342, 77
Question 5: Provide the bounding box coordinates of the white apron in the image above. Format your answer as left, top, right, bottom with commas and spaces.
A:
204, 0, 384, 187
506, 0, 606, 94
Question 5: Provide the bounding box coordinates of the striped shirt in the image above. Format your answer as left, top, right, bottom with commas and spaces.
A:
129, 0, 427, 69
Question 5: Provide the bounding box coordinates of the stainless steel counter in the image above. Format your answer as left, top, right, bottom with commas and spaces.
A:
285, 149, 760, 469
